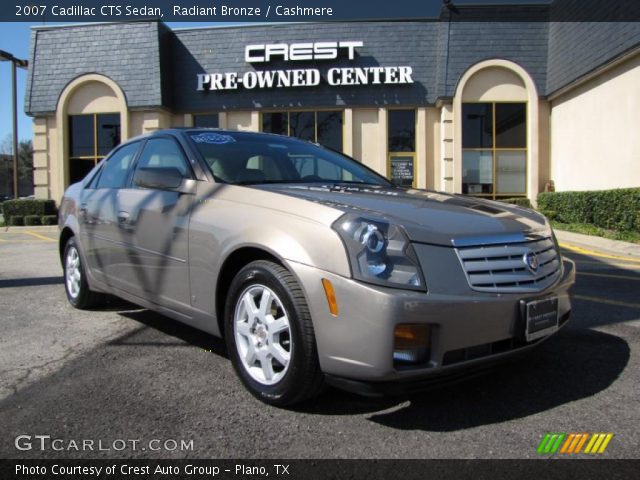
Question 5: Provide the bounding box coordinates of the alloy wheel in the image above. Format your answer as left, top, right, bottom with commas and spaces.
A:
65, 246, 81, 299
234, 284, 292, 385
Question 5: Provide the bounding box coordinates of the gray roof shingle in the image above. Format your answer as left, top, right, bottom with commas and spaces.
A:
23, 3, 640, 116
26, 22, 163, 115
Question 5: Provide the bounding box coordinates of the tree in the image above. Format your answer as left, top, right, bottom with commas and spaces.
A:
0, 133, 34, 197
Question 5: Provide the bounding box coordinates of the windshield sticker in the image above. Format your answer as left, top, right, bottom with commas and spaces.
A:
191, 133, 236, 144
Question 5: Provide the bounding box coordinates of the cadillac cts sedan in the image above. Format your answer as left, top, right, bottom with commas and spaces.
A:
59, 129, 575, 406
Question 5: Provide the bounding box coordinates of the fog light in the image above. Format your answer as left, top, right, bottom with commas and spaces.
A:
393, 324, 431, 366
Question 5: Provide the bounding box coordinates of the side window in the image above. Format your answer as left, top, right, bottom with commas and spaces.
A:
95, 142, 140, 189
134, 138, 190, 178
245, 155, 284, 181
85, 165, 103, 189
292, 154, 343, 181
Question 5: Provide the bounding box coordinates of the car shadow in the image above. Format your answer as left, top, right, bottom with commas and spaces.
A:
297, 327, 629, 431
107, 301, 629, 430
0, 276, 63, 288
292, 248, 638, 423
110, 308, 227, 355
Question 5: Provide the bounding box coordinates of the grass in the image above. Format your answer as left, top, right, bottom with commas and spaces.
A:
551, 221, 640, 245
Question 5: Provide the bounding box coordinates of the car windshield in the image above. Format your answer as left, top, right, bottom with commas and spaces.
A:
187, 130, 392, 186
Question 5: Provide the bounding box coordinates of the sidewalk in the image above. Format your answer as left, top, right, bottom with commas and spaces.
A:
555, 229, 640, 259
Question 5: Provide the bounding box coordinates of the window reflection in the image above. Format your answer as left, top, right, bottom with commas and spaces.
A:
462, 104, 493, 149
68, 113, 121, 186
388, 110, 416, 152
262, 111, 343, 151
495, 103, 526, 148
289, 112, 315, 142
193, 114, 220, 129
462, 102, 527, 199
262, 113, 288, 136
69, 116, 94, 158
97, 113, 121, 156
317, 111, 343, 151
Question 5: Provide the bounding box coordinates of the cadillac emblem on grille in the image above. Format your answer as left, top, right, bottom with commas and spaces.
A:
455, 237, 561, 293
524, 251, 539, 273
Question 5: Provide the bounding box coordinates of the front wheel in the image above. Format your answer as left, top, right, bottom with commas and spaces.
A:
224, 260, 324, 406
63, 236, 104, 309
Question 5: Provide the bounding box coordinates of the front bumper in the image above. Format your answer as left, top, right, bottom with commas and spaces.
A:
323, 347, 534, 396
286, 246, 575, 387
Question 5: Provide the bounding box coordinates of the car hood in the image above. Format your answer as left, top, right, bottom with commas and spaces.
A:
254, 184, 550, 247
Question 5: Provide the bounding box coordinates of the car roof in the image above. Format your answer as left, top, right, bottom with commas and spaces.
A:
120, 128, 296, 145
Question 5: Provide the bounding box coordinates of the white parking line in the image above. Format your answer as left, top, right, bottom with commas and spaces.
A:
574, 294, 640, 310
577, 272, 640, 281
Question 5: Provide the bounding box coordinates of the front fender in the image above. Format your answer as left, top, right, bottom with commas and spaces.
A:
219, 219, 350, 277
188, 183, 351, 321
58, 195, 81, 259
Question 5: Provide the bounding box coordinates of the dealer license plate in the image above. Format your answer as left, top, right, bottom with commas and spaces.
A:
525, 297, 559, 342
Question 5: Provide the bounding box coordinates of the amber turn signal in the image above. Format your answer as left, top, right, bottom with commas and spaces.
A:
321, 278, 339, 316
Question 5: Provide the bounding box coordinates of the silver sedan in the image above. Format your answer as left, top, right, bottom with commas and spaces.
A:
59, 129, 575, 406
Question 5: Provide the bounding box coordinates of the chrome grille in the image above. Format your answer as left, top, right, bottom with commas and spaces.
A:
455, 237, 562, 293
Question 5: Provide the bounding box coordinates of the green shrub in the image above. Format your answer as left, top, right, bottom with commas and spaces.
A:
1, 199, 57, 218
539, 209, 558, 221
538, 188, 640, 232
24, 215, 42, 226
499, 197, 532, 209
41, 215, 58, 226
8, 215, 24, 226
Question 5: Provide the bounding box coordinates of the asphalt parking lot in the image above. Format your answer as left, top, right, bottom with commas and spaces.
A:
0, 229, 639, 459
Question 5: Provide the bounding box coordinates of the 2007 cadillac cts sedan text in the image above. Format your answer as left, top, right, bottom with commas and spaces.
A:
59, 129, 575, 406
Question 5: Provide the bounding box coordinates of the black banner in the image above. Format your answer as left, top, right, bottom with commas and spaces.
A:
2, 459, 640, 480
4, 0, 640, 22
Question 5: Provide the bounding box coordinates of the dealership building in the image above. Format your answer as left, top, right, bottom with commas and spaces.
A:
24, 1, 640, 204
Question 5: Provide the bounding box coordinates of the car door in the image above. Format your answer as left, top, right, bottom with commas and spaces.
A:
79, 141, 141, 285
109, 136, 195, 310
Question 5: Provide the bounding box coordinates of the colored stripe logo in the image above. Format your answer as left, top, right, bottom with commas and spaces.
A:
537, 433, 613, 455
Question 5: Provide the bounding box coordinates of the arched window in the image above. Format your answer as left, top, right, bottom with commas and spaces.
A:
68, 112, 121, 184
462, 102, 527, 199
454, 60, 539, 202
56, 74, 129, 191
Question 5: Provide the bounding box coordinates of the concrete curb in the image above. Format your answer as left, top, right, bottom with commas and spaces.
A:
555, 230, 640, 259
2, 225, 59, 233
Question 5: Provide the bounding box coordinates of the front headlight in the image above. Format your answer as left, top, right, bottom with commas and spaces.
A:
332, 214, 426, 291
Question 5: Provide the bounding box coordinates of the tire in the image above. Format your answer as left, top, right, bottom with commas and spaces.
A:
63, 236, 104, 309
224, 260, 324, 406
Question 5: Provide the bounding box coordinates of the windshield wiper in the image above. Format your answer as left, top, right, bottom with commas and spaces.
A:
329, 181, 385, 187
234, 180, 387, 187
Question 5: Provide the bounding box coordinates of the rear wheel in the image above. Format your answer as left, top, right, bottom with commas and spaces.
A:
63, 236, 104, 309
225, 260, 324, 406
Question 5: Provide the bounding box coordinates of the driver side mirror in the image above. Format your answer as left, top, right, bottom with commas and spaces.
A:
134, 167, 195, 194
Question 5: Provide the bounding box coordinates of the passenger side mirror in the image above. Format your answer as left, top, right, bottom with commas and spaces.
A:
134, 167, 195, 194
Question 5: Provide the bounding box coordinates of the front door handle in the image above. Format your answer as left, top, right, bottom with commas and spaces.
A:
117, 211, 130, 224
78, 203, 88, 222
